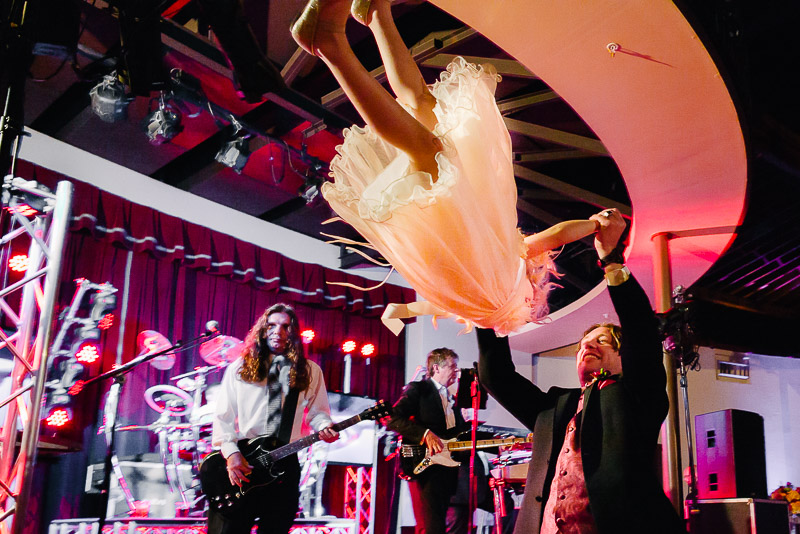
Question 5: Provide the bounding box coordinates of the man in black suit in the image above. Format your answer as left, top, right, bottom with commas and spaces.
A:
388, 348, 467, 534
477, 209, 686, 534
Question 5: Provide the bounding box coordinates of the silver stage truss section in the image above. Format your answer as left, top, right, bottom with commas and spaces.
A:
0, 178, 73, 534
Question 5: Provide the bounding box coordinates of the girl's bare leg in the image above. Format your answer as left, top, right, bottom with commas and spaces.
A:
363, 0, 438, 132
307, 1, 441, 178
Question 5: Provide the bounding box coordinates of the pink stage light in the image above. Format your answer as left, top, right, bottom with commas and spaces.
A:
8, 254, 29, 273
360, 343, 375, 357
342, 340, 357, 354
300, 328, 316, 344
4, 204, 38, 217
75, 342, 101, 364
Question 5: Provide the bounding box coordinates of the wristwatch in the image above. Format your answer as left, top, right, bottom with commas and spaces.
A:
604, 265, 631, 286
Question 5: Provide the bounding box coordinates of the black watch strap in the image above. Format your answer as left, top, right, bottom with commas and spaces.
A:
597, 244, 626, 268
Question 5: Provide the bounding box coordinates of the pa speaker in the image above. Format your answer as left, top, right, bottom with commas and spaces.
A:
695, 409, 767, 499
687, 498, 790, 534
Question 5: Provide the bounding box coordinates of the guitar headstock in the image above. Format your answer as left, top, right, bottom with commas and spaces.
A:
361, 400, 392, 421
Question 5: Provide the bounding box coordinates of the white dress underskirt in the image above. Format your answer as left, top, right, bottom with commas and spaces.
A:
321, 57, 553, 335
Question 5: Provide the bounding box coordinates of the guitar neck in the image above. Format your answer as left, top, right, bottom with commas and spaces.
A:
445, 437, 523, 452
267, 413, 362, 461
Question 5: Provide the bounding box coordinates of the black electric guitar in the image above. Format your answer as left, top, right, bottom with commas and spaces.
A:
398, 434, 532, 479
200, 400, 390, 516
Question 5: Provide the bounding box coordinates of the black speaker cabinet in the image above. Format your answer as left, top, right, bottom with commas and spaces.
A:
687, 498, 790, 534
695, 409, 767, 499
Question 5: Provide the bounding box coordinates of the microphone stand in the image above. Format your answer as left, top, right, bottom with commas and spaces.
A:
468, 364, 481, 534
80, 330, 220, 531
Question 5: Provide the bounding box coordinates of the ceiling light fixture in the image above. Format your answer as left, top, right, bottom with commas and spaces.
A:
215, 120, 252, 173
89, 72, 130, 123
143, 93, 182, 145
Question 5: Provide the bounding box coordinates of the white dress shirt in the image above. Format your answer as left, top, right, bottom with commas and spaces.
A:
212, 357, 333, 459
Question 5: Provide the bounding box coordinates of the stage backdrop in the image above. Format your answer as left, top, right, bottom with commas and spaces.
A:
13, 163, 412, 534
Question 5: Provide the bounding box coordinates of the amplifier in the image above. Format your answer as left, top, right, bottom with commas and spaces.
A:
687, 498, 790, 534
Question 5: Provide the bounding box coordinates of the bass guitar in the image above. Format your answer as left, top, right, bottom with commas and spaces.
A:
200, 400, 390, 516
399, 434, 532, 479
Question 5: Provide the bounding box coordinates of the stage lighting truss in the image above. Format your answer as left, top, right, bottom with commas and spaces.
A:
215, 121, 252, 173
143, 93, 182, 145
45, 279, 117, 399
0, 180, 72, 531
89, 72, 131, 123
2, 175, 56, 217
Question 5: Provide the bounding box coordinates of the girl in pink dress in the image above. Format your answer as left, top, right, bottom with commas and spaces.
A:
291, 0, 604, 334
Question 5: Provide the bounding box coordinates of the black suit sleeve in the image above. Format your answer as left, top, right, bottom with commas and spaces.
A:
476, 328, 549, 431
387, 381, 429, 445
609, 274, 669, 416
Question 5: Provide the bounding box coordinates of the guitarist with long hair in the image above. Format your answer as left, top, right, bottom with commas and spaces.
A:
208, 303, 339, 534
388, 348, 467, 534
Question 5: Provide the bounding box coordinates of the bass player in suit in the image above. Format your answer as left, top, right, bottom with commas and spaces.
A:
209, 303, 339, 534
388, 348, 468, 534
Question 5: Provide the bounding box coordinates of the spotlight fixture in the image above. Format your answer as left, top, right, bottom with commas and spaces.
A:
215, 123, 252, 173
44, 407, 72, 428
342, 340, 357, 354
300, 328, 316, 344
8, 254, 29, 272
89, 73, 130, 123
143, 94, 182, 145
361, 343, 376, 357
299, 179, 321, 204
2, 176, 55, 216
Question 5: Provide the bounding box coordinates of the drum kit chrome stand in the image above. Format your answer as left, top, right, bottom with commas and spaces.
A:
93, 329, 244, 520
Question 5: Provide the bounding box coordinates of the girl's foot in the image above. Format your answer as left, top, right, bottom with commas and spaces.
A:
290, 0, 350, 57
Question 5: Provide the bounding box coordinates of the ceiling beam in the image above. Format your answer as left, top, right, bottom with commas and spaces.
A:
258, 196, 307, 222
28, 81, 95, 136
321, 26, 477, 108
421, 54, 538, 80
513, 149, 605, 163
281, 47, 316, 87
514, 165, 631, 216
497, 90, 559, 115
505, 118, 608, 155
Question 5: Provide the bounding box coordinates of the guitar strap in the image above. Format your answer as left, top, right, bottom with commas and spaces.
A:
278, 387, 300, 445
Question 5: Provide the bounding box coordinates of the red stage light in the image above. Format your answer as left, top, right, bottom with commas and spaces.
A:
342, 340, 357, 354
45, 408, 71, 428
98, 313, 115, 330
8, 254, 29, 273
300, 329, 316, 344
361, 343, 375, 357
75, 343, 101, 364
68, 380, 86, 396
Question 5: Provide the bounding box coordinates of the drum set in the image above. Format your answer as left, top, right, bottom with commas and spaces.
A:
112, 330, 245, 517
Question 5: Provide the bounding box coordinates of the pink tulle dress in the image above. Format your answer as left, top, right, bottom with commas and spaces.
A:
321, 58, 554, 335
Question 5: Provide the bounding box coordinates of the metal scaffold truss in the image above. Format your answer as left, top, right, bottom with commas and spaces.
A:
0, 176, 73, 534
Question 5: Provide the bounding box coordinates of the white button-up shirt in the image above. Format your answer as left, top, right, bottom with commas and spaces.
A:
212, 357, 333, 458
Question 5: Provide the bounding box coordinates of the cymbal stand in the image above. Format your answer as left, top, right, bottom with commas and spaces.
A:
81, 330, 220, 530
155, 402, 191, 511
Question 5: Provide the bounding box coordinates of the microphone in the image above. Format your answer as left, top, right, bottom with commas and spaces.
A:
204, 320, 220, 336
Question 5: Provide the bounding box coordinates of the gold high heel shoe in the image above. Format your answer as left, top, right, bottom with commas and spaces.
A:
290, 0, 322, 56
351, 0, 371, 25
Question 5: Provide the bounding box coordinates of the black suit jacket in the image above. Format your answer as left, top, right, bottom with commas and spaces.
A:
477, 275, 686, 534
387, 378, 465, 444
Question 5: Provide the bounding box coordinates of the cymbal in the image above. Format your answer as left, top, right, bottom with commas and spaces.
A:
144, 385, 194, 415
199, 335, 244, 365
137, 330, 175, 371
